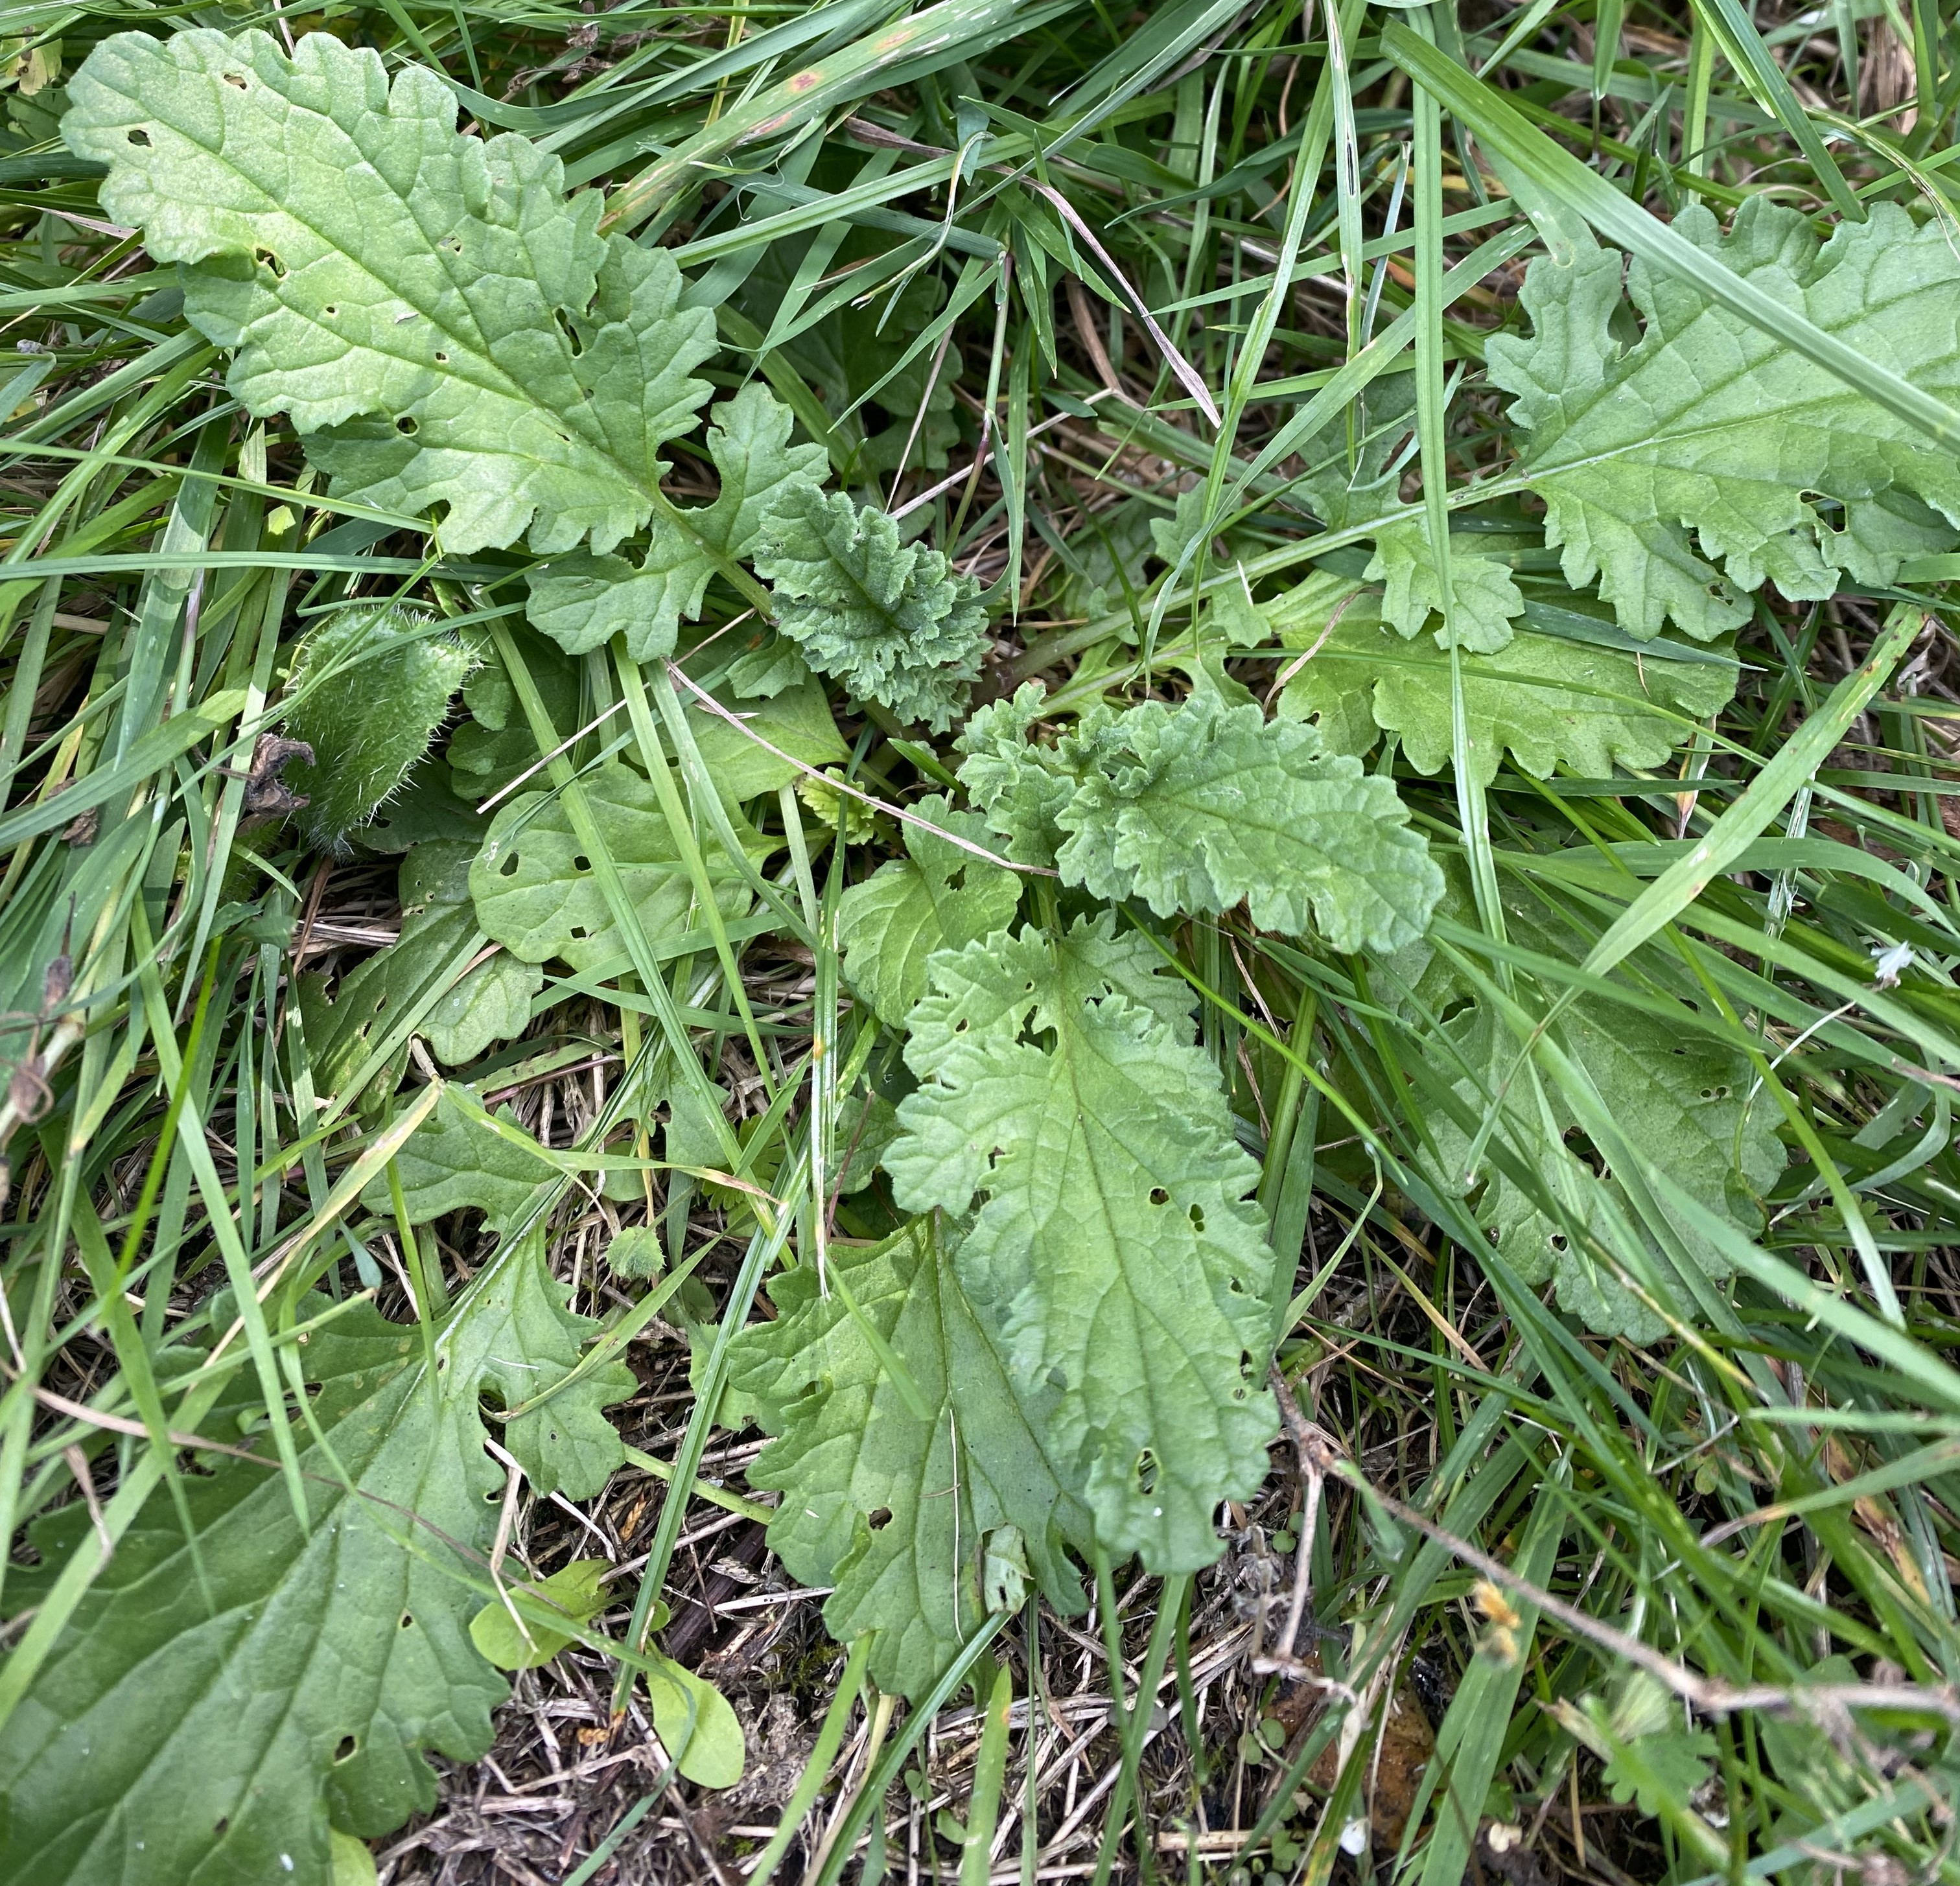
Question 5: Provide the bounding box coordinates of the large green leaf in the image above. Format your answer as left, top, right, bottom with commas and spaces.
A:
754, 485, 989, 732
834, 793, 1021, 1025
0, 1228, 634, 1886
1486, 199, 1960, 640
883, 916, 1276, 1567
63, 29, 716, 553
468, 759, 752, 971
1272, 583, 1740, 785
727, 1225, 1092, 1700
959, 681, 1441, 953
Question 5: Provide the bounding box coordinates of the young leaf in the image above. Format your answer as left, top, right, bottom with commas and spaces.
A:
469, 759, 756, 971
1486, 199, 1960, 641
524, 384, 828, 660
0, 1231, 637, 1886
280, 603, 477, 850
63, 29, 716, 553
961, 681, 1442, 953
835, 793, 1022, 1025
728, 1224, 1093, 1701
1274, 588, 1739, 784
470, 1558, 610, 1670
883, 915, 1278, 1567
754, 485, 989, 732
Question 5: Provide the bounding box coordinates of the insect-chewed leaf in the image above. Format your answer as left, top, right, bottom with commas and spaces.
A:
524, 384, 828, 660
727, 1224, 1093, 1701
0, 1229, 636, 1886
468, 759, 757, 972
1487, 199, 1960, 640
280, 603, 477, 849
1272, 585, 1740, 784
883, 914, 1276, 1568
961, 681, 1441, 952
62, 29, 716, 553
755, 485, 988, 731
835, 793, 1021, 1025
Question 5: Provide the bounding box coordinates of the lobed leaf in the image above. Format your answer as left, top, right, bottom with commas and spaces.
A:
1486, 200, 1960, 640
884, 916, 1277, 1566
64, 29, 716, 553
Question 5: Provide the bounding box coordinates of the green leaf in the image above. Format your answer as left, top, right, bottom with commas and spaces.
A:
398, 846, 542, 1068
444, 629, 580, 808
961, 681, 1442, 953
1426, 995, 1784, 1342
1601, 1729, 1718, 1820
728, 1224, 1093, 1700
469, 1558, 611, 1669
835, 793, 1022, 1025
360, 1082, 555, 1233
468, 758, 754, 971
605, 1225, 665, 1280
330, 1829, 378, 1886
280, 603, 478, 848
755, 484, 989, 732
883, 914, 1277, 1567
684, 673, 847, 803
1274, 587, 1739, 785
524, 384, 827, 660
1486, 200, 1960, 640
64, 30, 718, 553
1365, 519, 1524, 653
0, 1232, 634, 1886
953, 683, 1078, 869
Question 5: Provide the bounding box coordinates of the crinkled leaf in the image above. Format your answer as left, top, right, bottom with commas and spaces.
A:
883, 915, 1277, 1567
360, 1082, 554, 1233
962, 682, 1441, 952
1274, 587, 1739, 784
728, 1224, 1092, 1700
64, 30, 718, 554
1486, 200, 1960, 640
524, 385, 827, 660
280, 603, 477, 848
835, 793, 1021, 1025
954, 684, 1078, 869
469, 758, 752, 971
0, 1228, 638, 1886
755, 485, 988, 732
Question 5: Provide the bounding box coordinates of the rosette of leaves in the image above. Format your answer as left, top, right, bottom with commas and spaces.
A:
62, 28, 987, 730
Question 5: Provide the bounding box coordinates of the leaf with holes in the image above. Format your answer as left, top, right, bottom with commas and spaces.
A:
883, 914, 1277, 1568
468, 759, 756, 972
835, 793, 1022, 1025
63, 29, 716, 553
728, 1223, 1093, 1699
0, 1229, 645, 1886
1486, 199, 1960, 640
